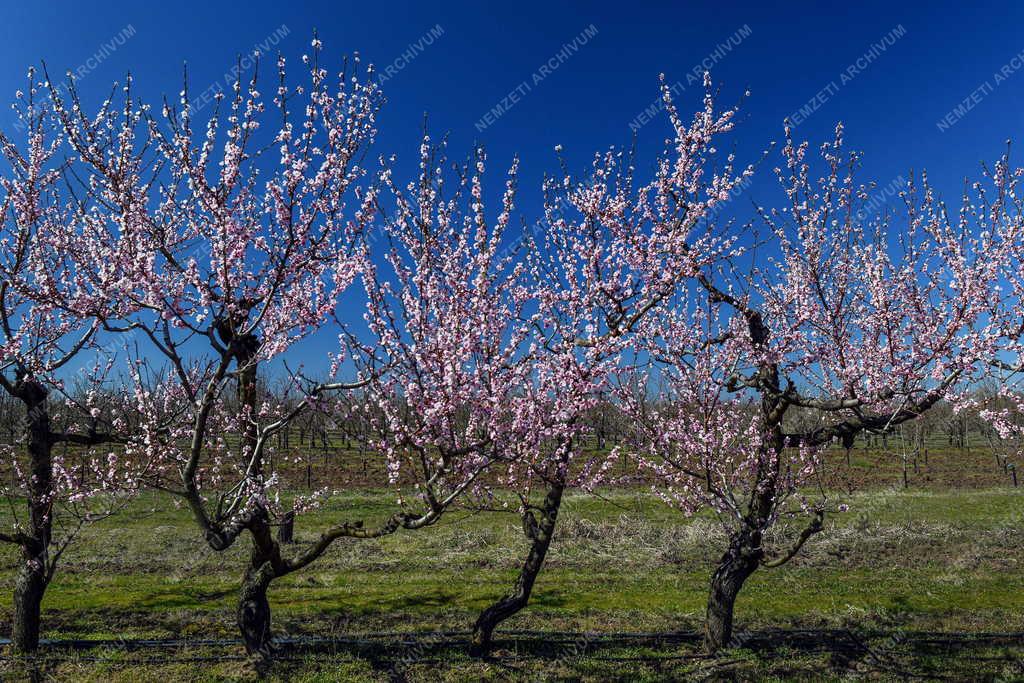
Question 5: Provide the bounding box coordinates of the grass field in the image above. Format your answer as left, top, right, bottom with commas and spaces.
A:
0, 446, 1022, 681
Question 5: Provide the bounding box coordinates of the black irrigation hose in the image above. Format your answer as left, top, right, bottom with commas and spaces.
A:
2, 627, 1023, 650
0, 653, 737, 668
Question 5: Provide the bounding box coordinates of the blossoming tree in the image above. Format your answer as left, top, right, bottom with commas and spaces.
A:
48, 42, 387, 664
0, 76, 145, 652
617, 124, 1009, 650
345, 139, 537, 564
967, 152, 1024, 483
471, 75, 753, 649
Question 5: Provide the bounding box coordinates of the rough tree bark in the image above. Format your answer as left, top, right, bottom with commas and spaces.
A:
471, 477, 565, 653
11, 378, 53, 653
237, 515, 279, 664
704, 525, 763, 651
225, 325, 287, 668
703, 305, 783, 653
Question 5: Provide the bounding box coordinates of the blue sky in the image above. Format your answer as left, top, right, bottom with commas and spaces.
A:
5, 1, 1023, 200
4, 0, 1023, 375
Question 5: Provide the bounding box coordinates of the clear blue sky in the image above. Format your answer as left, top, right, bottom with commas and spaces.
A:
5, 0, 1023, 374
5, 1, 1023, 199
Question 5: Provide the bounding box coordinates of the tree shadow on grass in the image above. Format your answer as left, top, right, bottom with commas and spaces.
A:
277, 628, 1024, 680
2, 627, 1021, 681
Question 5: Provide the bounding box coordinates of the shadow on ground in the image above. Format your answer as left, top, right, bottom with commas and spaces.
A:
1, 628, 1021, 680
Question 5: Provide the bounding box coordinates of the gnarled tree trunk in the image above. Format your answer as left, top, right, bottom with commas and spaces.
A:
703, 308, 782, 653
12, 543, 48, 653
471, 478, 565, 653
11, 380, 53, 653
704, 526, 762, 652
233, 338, 283, 669
238, 545, 275, 660
236, 505, 287, 677
216, 322, 287, 670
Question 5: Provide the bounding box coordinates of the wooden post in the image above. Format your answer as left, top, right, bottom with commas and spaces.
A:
278, 511, 295, 544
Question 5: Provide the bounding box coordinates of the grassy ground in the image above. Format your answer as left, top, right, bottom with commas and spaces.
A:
0, 447, 1022, 680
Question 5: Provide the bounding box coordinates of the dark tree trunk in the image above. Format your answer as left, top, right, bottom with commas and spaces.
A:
701, 307, 779, 653
704, 527, 762, 652
10, 382, 52, 655
234, 346, 283, 671
238, 553, 274, 662
238, 512, 282, 672
12, 552, 47, 652
471, 479, 565, 653
11, 381, 53, 653
702, 448, 777, 653
215, 321, 284, 670
704, 304, 776, 654
237, 346, 260, 469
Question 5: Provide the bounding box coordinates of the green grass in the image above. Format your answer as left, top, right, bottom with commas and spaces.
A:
0, 486, 1022, 680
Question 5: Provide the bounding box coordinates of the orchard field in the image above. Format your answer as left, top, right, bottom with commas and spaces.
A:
2, 6, 1024, 683
1, 440, 1022, 682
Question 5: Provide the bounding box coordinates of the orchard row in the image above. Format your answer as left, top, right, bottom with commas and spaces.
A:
0, 40, 1022, 670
